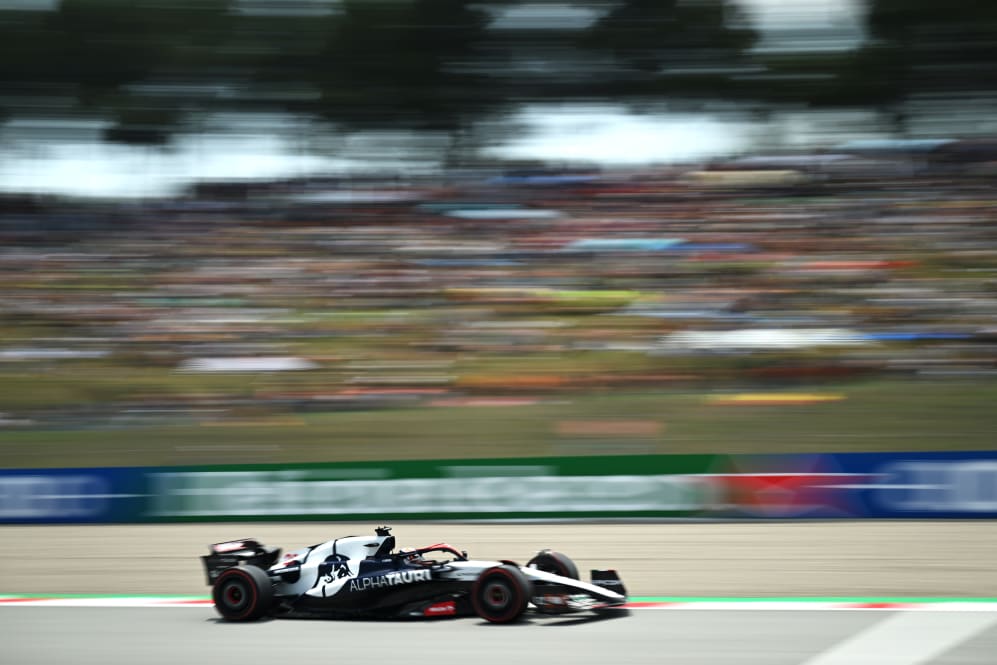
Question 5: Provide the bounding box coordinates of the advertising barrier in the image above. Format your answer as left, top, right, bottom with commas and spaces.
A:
0, 467, 145, 524
1, 451, 996, 523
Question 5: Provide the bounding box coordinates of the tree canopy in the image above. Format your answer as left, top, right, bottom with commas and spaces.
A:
0, 0, 762, 146
6, 0, 989, 147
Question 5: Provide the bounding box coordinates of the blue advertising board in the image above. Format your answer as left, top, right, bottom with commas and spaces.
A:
0, 466, 146, 524
831, 450, 997, 518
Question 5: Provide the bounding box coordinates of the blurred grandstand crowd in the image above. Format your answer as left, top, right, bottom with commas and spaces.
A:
2, 138, 996, 429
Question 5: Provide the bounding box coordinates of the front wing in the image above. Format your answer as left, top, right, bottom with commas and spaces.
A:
522, 567, 627, 614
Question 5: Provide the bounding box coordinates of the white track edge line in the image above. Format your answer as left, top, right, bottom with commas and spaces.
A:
2, 599, 997, 611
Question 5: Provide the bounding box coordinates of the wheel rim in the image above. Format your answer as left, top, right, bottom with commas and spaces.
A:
222, 581, 247, 609
483, 581, 510, 610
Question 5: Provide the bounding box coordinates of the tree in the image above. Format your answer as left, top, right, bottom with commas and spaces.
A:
0, 0, 768, 153
579, 0, 758, 99
862, 0, 997, 131
311, 0, 501, 132
0, 1, 237, 144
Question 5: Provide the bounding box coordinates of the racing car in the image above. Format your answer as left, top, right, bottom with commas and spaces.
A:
201, 526, 627, 623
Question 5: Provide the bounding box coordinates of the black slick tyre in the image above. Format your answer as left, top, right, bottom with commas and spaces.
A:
526, 550, 579, 579
471, 565, 531, 624
212, 565, 273, 621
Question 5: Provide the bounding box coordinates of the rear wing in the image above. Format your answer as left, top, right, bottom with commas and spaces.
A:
201, 538, 281, 586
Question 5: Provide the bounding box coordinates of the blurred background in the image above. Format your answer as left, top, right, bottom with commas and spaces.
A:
1, 0, 996, 472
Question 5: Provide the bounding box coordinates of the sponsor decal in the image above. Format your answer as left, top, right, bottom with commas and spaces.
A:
0, 475, 112, 519
701, 455, 873, 518
876, 461, 997, 512
708, 472, 869, 518
349, 569, 431, 592
423, 601, 456, 616
148, 471, 714, 517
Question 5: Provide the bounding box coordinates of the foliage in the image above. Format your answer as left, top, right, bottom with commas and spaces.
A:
581, 0, 757, 97
0, 0, 759, 144
858, 0, 997, 126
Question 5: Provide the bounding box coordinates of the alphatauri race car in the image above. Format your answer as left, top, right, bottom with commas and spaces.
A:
201, 526, 627, 623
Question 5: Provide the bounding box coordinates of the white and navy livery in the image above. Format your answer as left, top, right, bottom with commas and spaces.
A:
201, 526, 627, 623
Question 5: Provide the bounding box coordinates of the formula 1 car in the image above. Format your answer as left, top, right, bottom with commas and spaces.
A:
201, 526, 627, 623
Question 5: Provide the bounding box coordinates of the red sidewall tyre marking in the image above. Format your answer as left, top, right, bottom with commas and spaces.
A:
472, 567, 527, 624
215, 569, 259, 621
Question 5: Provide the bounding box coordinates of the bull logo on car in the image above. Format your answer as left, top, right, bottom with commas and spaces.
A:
321, 554, 352, 583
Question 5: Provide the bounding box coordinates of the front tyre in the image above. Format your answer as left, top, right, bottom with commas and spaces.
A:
212, 565, 273, 621
471, 565, 531, 624
526, 550, 579, 580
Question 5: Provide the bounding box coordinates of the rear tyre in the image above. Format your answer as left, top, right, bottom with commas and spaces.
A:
526, 550, 579, 580
471, 565, 531, 624
212, 565, 273, 621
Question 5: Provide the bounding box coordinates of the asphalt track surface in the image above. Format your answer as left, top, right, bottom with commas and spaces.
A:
2, 521, 996, 596
4, 606, 997, 665
3, 522, 997, 665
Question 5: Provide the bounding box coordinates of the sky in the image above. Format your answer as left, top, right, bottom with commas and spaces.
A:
484, 105, 760, 166
0, 0, 868, 198
738, 0, 863, 30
